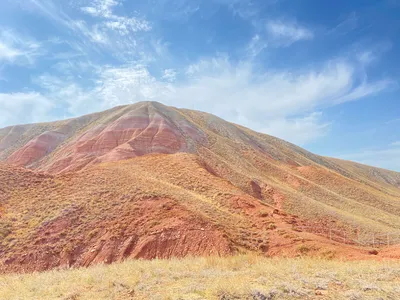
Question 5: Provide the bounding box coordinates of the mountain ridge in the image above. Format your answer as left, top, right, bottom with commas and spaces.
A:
1, 101, 399, 180
1, 101, 400, 273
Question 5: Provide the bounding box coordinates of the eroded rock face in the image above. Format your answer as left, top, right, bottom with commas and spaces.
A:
0, 126, 26, 154
0, 195, 233, 273
7, 131, 66, 167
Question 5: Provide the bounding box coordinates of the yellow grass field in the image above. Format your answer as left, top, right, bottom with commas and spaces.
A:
1, 255, 399, 300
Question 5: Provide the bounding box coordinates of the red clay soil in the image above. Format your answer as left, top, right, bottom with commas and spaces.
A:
4, 103, 206, 174
0, 102, 400, 273
1, 155, 399, 274
1, 196, 232, 273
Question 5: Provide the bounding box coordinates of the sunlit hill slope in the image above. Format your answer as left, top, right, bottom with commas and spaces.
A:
1, 101, 400, 273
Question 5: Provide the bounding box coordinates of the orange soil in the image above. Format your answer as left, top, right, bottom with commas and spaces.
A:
0, 102, 400, 273
1, 154, 399, 274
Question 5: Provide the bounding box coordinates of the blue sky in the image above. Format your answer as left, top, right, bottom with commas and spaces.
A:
0, 0, 399, 171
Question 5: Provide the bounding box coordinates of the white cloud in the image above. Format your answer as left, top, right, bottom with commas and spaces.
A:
71, 20, 108, 44
27, 0, 78, 31
78, 1, 151, 58
96, 66, 168, 109
35, 65, 170, 116
0, 42, 22, 62
354, 41, 391, 67
25, 0, 106, 52
104, 19, 150, 35
260, 112, 330, 145
391, 141, 400, 146
81, 0, 118, 18
26, 0, 151, 61
246, 34, 268, 58
174, 57, 391, 119
162, 69, 177, 82
333, 79, 393, 104
33, 55, 391, 146
81, 0, 151, 35
358, 51, 375, 65
0, 92, 54, 128
266, 20, 314, 45
9, 1, 392, 146
0, 28, 42, 64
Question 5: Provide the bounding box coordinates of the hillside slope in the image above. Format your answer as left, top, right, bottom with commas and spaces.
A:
1, 101, 400, 273
1, 102, 399, 186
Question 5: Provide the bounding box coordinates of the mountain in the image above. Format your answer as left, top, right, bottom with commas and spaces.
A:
1, 101, 400, 273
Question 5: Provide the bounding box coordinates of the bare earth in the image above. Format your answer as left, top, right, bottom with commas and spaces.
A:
0, 101, 400, 273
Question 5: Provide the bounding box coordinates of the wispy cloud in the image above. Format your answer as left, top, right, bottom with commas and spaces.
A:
391, 141, 400, 146
266, 20, 314, 45
31, 53, 392, 145
327, 12, 358, 37
0, 42, 21, 62
81, 0, 119, 18
162, 69, 177, 82
357, 51, 375, 65
72, 20, 109, 44
246, 34, 268, 58
34, 63, 169, 117
166, 56, 391, 144
81, 0, 151, 34
26, 0, 151, 61
25, 0, 105, 55
27, 0, 76, 30
0, 28, 43, 64
1, 0, 396, 152
259, 112, 331, 145
180, 57, 390, 117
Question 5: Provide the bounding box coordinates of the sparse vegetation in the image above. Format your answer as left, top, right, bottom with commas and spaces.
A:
0, 221, 12, 239
258, 210, 269, 218
368, 249, 379, 255
297, 244, 311, 255
1, 155, 400, 273
87, 228, 100, 240
1, 103, 400, 274
0, 255, 399, 299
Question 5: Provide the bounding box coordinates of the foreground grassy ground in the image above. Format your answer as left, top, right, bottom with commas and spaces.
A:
0, 255, 399, 300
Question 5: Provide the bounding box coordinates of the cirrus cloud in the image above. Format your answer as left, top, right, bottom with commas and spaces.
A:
266, 20, 314, 46
32, 54, 392, 145
0, 28, 43, 65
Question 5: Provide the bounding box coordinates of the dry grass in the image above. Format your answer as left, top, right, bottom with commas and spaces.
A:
1, 153, 400, 273
0, 255, 399, 299
2, 102, 400, 238
1, 102, 400, 273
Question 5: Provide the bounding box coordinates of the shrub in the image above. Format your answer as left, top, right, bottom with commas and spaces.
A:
297, 245, 311, 255
368, 249, 378, 255
0, 221, 12, 238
